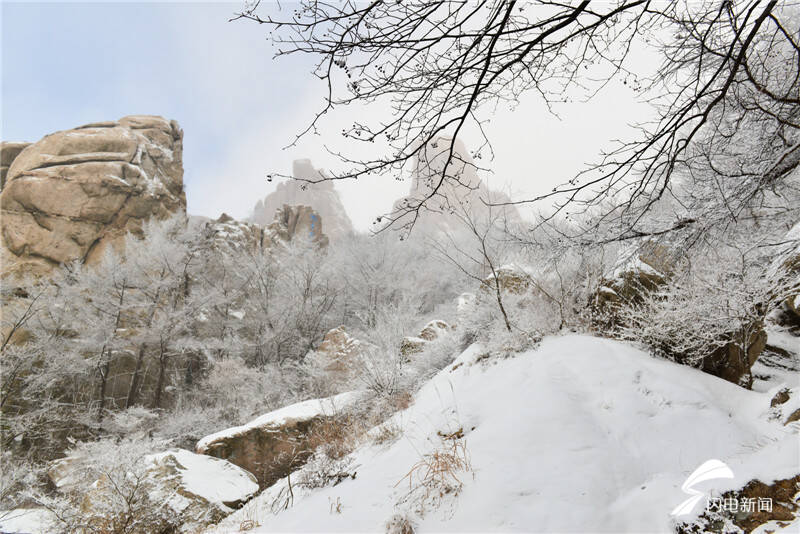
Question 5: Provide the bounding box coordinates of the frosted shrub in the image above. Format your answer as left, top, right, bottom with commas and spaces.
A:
30, 438, 179, 534
613, 244, 798, 369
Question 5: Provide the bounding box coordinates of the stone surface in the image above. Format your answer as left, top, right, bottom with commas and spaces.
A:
196, 392, 364, 488
0, 115, 185, 278
48, 448, 258, 533
700, 328, 768, 388
251, 159, 354, 242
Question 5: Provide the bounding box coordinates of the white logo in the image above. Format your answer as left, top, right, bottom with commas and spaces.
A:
670, 459, 734, 517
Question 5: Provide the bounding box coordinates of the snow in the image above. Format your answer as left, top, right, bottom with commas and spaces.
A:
197, 391, 367, 453
612, 255, 662, 280
0, 508, 55, 534
767, 328, 800, 356
146, 449, 258, 510
210, 335, 799, 533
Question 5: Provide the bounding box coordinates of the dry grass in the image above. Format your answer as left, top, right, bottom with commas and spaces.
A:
395, 431, 473, 515
385, 513, 416, 534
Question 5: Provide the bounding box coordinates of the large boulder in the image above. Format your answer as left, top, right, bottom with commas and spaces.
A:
592, 243, 770, 387
1, 115, 185, 278
700, 329, 769, 388
196, 391, 366, 488
592, 244, 672, 313
251, 159, 354, 243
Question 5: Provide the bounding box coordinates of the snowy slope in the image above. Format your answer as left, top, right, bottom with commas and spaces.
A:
210, 335, 799, 533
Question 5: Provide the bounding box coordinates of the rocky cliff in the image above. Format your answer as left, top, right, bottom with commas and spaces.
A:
250, 159, 353, 242
0, 115, 186, 277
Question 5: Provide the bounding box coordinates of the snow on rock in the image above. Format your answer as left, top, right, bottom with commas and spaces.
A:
196, 391, 368, 487
209, 335, 799, 533
146, 449, 259, 512
480, 263, 534, 295
401, 320, 453, 358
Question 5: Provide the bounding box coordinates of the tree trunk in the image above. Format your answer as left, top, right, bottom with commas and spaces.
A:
125, 343, 146, 408
152, 342, 167, 409
97, 357, 109, 422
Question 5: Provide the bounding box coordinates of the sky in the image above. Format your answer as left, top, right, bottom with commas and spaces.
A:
1, 1, 655, 231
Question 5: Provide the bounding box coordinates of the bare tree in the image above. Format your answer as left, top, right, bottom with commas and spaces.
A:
237, 0, 799, 240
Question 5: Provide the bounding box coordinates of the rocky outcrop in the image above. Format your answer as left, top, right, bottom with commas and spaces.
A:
265, 204, 329, 249
203, 213, 265, 254
390, 137, 523, 236
699, 329, 768, 387
400, 320, 452, 358
480, 264, 534, 295
306, 326, 365, 381
592, 243, 769, 387
251, 159, 354, 242
196, 391, 365, 487
0, 142, 31, 190
202, 205, 330, 255
592, 243, 673, 313
677, 473, 800, 533
0, 115, 185, 278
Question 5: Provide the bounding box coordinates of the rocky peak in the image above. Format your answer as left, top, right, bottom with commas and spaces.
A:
391, 136, 523, 236
250, 159, 354, 242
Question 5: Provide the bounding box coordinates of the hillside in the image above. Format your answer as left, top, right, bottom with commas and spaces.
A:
210, 335, 800, 533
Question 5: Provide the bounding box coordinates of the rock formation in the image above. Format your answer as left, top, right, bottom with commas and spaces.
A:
400, 320, 452, 358
306, 326, 366, 383
251, 159, 354, 242
265, 204, 329, 249
390, 137, 524, 237
196, 391, 365, 487
0, 115, 186, 278
592, 243, 768, 387
202, 204, 330, 254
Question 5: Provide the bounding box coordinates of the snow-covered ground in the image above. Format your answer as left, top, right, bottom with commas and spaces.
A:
210, 335, 799, 533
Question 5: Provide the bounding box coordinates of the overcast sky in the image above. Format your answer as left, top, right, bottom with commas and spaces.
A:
2, 1, 655, 231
